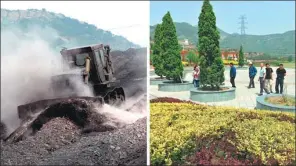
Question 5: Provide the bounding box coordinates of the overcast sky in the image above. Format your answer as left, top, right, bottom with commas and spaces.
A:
1, 1, 149, 47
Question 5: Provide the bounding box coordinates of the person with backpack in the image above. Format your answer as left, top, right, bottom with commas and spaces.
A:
248, 62, 257, 88
192, 64, 200, 88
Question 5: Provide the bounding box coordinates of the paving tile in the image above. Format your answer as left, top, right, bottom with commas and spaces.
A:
150, 69, 295, 109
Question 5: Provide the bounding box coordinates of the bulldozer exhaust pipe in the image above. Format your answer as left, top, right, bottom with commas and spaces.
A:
85, 57, 90, 73
84, 57, 90, 84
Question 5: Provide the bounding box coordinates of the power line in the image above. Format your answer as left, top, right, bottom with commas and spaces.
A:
238, 15, 247, 45
238, 15, 247, 36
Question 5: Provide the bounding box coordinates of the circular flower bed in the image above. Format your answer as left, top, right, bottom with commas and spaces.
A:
150, 78, 167, 85
256, 94, 295, 112
158, 81, 194, 92
190, 86, 236, 102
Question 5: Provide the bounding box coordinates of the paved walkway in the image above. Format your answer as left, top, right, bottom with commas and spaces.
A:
150, 67, 295, 109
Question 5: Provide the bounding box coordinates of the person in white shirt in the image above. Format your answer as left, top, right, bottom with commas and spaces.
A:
258, 63, 270, 96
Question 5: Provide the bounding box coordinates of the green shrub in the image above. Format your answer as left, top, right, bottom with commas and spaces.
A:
150, 102, 295, 165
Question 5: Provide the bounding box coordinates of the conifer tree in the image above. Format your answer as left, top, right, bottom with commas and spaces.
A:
238, 45, 244, 67
198, 0, 225, 89
160, 12, 183, 82
152, 24, 165, 78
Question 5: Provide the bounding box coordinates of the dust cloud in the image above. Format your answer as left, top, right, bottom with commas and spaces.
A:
0, 28, 92, 134
1, 27, 147, 137
98, 94, 147, 127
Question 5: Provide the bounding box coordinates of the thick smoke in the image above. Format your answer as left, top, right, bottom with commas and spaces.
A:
107, 48, 148, 122
97, 94, 147, 128
1, 27, 148, 137
0, 28, 93, 134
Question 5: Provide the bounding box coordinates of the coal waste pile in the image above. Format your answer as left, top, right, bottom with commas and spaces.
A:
111, 48, 147, 98
1, 48, 147, 165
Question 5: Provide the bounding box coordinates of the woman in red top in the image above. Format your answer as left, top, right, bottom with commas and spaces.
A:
192, 64, 200, 88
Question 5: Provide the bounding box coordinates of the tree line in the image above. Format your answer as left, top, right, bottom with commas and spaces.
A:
152, 0, 229, 89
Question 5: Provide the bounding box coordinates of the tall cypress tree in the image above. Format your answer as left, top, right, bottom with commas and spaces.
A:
152, 24, 165, 78
238, 45, 244, 67
160, 12, 183, 82
198, 0, 224, 89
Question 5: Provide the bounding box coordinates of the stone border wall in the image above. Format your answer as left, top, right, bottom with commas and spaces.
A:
150, 79, 166, 85
158, 81, 193, 92
190, 87, 236, 102
256, 94, 295, 112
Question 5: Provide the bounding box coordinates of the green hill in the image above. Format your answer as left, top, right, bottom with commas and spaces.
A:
150, 22, 295, 55
221, 31, 295, 55
1, 8, 140, 51
150, 22, 229, 44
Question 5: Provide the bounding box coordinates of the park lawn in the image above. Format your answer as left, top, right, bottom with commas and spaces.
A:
252, 62, 295, 69
281, 62, 295, 69
150, 98, 295, 166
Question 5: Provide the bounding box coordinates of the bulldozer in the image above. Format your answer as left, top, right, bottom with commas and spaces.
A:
17, 44, 126, 123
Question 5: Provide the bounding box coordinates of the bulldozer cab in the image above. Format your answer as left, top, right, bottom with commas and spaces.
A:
60, 44, 115, 85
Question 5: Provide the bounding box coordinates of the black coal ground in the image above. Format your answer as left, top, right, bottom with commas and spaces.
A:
1, 117, 147, 165
1, 48, 148, 165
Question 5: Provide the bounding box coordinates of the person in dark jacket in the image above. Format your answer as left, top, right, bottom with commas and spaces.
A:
248, 62, 257, 88
275, 64, 287, 94
229, 63, 236, 88
264, 63, 274, 93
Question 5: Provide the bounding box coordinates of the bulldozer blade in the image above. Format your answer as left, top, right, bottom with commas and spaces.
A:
4, 116, 37, 143
17, 97, 104, 123
6, 96, 105, 144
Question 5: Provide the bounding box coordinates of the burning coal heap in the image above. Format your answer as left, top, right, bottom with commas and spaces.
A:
3, 99, 116, 143
1, 47, 147, 165
1, 95, 147, 165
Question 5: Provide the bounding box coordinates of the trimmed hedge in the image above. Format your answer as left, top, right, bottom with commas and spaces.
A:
223, 59, 238, 65
150, 100, 295, 165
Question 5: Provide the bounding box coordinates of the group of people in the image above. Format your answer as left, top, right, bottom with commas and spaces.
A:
192, 62, 287, 96
230, 62, 287, 96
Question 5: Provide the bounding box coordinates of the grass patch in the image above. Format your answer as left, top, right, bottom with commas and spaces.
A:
150, 100, 295, 165
265, 96, 295, 106
281, 62, 295, 69
252, 62, 295, 68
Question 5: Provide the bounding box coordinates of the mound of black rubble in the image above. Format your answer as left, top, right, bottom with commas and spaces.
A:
1, 98, 147, 165
0, 121, 7, 140
111, 48, 147, 81
111, 48, 147, 99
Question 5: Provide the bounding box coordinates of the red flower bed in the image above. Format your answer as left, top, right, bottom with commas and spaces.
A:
186, 131, 263, 165
150, 97, 197, 104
